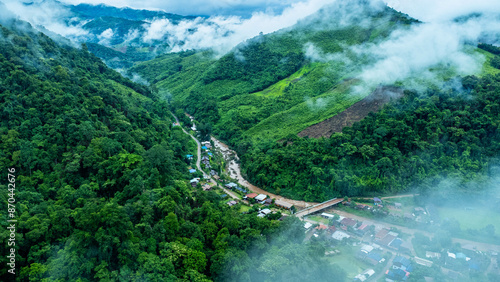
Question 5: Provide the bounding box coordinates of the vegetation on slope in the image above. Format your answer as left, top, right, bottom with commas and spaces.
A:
131, 4, 418, 147
240, 73, 500, 201
0, 15, 345, 281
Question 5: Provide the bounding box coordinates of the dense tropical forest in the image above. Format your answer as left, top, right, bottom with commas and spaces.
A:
0, 14, 345, 282
241, 73, 500, 201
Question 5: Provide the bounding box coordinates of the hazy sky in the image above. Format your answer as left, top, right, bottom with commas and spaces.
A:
59, 0, 500, 20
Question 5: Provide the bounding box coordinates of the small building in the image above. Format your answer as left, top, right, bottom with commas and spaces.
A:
304, 222, 313, 230
425, 251, 441, 259
227, 200, 238, 207
263, 198, 273, 206
202, 184, 211, 191
275, 199, 293, 209
255, 194, 267, 203
190, 178, 199, 187
316, 224, 328, 231
321, 213, 335, 219
213, 175, 220, 181
186, 154, 194, 160
415, 257, 433, 267
245, 193, 258, 199
353, 269, 375, 282
340, 217, 357, 228
225, 182, 238, 189
393, 256, 413, 272
374, 197, 382, 205
361, 245, 374, 254
365, 252, 383, 266
386, 268, 409, 281
331, 231, 350, 241
189, 169, 196, 173
375, 229, 389, 240
201, 146, 208, 150
395, 203, 402, 209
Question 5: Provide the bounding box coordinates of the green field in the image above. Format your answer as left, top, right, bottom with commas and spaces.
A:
437, 206, 500, 231
326, 249, 369, 279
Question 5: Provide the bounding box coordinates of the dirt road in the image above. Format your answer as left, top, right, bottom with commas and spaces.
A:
211, 137, 317, 209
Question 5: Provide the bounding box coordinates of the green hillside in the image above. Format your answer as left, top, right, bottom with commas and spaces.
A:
131, 4, 418, 146
0, 11, 348, 281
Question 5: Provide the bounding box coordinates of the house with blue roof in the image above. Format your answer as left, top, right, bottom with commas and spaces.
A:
393, 256, 413, 272
189, 169, 196, 173
201, 146, 208, 150
386, 268, 408, 281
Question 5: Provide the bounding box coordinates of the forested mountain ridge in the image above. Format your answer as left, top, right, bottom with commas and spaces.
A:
0, 12, 346, 281
131, 2, 418, 145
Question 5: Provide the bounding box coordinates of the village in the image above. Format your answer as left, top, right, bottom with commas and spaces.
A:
174, 113, 500, 282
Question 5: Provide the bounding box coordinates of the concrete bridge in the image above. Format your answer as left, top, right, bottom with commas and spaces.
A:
295, 198, 344, 218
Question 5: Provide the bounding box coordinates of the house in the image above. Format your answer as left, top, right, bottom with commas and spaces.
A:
357, 224, 369, 234
304, 222, 313, 230
191, 124, 196, 131
414, 257, 433, 267
340, 218, 357, 228
227, 200, 238, 206
189, 169, 196, 173
386, 268, 409, 281
425, 251, 441, 259
275, 199, 293, 209
220, 194, 227, 198
389, 238, 403, 249
210, 170, 218, 176
186, 154, 194, 160
361, 245, 374, 254
395, 203, 402, 209
263, 198, 273, 206
255, 194, 267, 203
331, 231, 350, 241
235, 186, 248, 193
321, 213, 335, 219
393, 256, 413, 272
201, 146, 208, 150
202, 184, 211, 191
190, 178, 199, 187
225, 182, 238, 189
316, 224, 328, 231
378, 234, 396, 246
374, 197, 382, 205
353, 269, 375, 282
375, 229, 389, 240
213, 175, 220, 181
327, 225, 336, 234
245, 193, 258, 200
365, 252, 383, 266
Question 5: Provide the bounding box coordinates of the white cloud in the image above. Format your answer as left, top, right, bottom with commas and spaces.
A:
97, 28, 114, 45
385, 0, 500, 23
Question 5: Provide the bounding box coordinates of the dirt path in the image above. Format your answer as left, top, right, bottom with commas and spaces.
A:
211, 137, 317, 209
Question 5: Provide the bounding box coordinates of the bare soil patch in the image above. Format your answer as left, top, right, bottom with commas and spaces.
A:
298, 86, 403, 138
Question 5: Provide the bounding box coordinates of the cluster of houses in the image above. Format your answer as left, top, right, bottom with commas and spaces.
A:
244, 193, 271, 205
373, 228, 411, 254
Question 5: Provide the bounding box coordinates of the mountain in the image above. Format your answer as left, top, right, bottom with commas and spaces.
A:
130, 1, 500, 201
130, 2, 419, 144
0, 9, 347, 281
